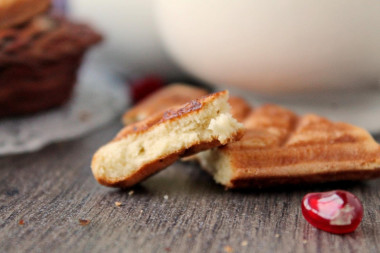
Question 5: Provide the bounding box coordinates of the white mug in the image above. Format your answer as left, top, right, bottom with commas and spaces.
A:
155, 0, 380, 95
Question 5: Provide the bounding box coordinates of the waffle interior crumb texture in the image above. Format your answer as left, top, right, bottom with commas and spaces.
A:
91, 91, 243, 187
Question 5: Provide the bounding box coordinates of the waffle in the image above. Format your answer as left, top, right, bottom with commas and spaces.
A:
122, 84, 208, 125
91, 90, 244, 188
197, 103, 380, 188
227, 96, 252, 122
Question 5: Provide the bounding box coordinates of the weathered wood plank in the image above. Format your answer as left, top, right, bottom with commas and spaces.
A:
0, 120, 379, 253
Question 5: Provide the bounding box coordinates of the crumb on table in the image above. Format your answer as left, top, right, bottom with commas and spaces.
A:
224, 245, 233, 253
79, 219, 90, 226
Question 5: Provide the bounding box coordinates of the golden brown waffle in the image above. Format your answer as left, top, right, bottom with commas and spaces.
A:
0, 0, 50, 28
227, 96, 252, 122
197, 103, 380, 188
122, 84, 208, 125
92, 90, 244, 188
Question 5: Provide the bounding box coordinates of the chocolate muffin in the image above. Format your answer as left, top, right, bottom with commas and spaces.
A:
0, 0, 51, 28
0, 14, 102, 117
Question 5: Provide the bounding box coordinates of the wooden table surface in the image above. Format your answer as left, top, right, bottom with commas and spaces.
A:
1, 120, 379, 253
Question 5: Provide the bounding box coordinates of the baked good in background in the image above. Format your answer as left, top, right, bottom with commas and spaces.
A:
122, 84, 252, 125
0, 0, 50, 28
0, 0, 102, 117
122, 84, 209, 125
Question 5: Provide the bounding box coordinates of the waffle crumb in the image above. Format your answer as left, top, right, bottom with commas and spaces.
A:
275, 234, 280, 238
128, 190, 134, 196
115, 201, 122, 207
224, 245, 233, 253
241, 241, 248, 246
79, 219, 90, 226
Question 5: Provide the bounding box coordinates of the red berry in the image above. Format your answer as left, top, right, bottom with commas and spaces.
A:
130, 75, 164, 104
302, 190, 363, 234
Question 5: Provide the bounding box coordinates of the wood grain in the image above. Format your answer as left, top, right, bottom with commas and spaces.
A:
0, 120, 379, 253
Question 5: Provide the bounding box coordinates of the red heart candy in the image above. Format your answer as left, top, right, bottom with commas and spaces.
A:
302, 190, 363, 234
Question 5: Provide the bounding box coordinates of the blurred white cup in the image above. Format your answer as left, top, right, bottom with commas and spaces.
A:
155, 0, 380, 95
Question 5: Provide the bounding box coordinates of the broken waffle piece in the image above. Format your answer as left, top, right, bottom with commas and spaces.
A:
197, 104, 380, 188
122, 84, 208, 125
92, 90, 244, 188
